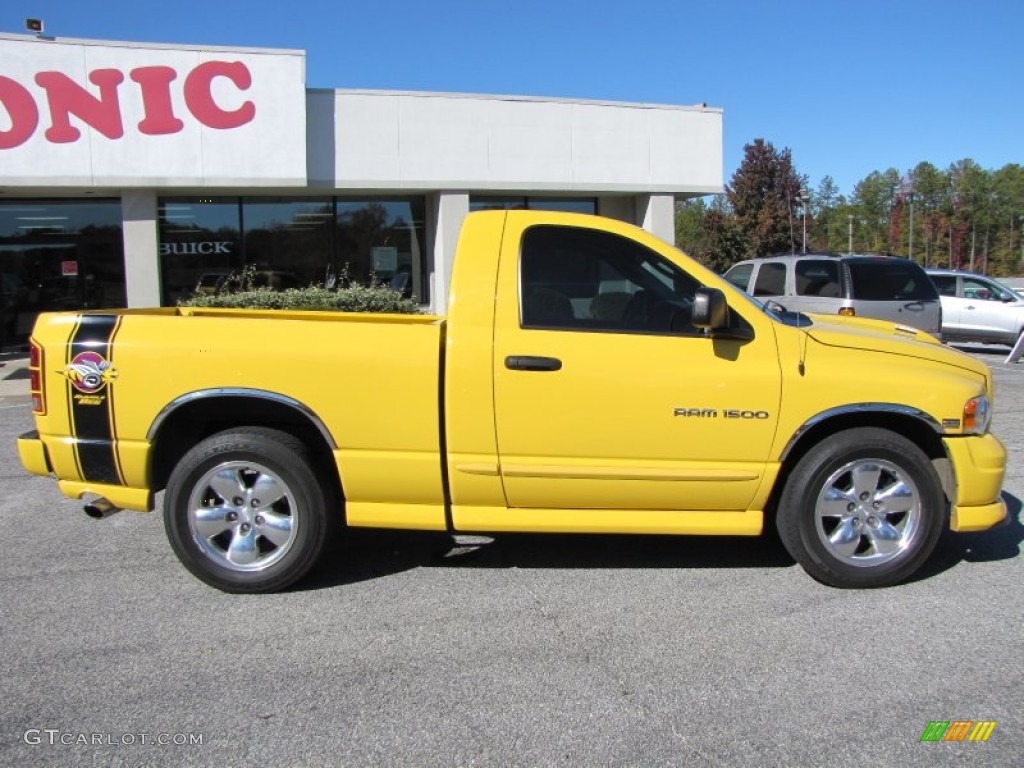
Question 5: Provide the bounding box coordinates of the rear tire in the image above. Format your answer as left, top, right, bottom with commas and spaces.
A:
164, 428, 335, 593
776, 428, 944, 588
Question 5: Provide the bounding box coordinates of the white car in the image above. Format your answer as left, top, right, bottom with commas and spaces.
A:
926, 269, 1024, 346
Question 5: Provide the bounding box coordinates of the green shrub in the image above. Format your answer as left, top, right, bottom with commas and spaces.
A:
179, 281, 422, 314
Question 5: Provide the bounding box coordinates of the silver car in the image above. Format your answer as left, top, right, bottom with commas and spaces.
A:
926, 269, 1024, 347
723, 254, 942, 335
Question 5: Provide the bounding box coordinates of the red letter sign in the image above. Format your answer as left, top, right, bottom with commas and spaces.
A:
0, 76, 39, 149
35, 69, 125, 143
130, 66, 185, 135
184, 61, 255, 129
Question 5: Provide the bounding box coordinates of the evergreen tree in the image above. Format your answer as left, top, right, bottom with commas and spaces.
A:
991, 164, 1024, 274
675, 197, 744, 272
852, 169, 901, 253
726, 139, 806, 258
811, 176, 842, 251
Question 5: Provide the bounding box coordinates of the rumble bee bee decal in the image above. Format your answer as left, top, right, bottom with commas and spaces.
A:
62, 351, 118, 395
62, 349, 119, 408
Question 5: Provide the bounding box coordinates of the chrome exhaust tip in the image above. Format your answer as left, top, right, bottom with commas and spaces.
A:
84, 498, 122, 519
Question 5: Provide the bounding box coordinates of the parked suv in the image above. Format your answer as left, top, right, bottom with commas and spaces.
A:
723, 253, 941, 335
926, 269, 1024, 347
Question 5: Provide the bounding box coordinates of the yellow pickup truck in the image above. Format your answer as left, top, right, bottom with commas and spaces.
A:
18, 210, 1007, 592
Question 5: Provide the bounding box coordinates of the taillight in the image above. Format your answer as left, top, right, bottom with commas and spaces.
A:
838, 307, 856, 317
29, 340, 45, 415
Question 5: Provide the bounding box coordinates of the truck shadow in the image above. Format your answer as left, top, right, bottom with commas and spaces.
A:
912, 491, 1024, 582
302, 492, 1023, 591
304, 529, 796, 590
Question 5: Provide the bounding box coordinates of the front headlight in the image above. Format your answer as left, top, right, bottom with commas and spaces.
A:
963, 395, 991, 434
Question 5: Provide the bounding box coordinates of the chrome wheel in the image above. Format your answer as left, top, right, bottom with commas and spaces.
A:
165, 428, 335, 592
187, 460, 299, 573
814, 458, 921, 568
777, 427, 944, 588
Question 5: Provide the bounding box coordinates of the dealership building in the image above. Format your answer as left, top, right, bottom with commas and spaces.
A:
0, 31, 722, 343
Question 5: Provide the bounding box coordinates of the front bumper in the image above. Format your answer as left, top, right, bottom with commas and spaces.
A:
943, 433, 1008, 531
950, 498, 1008, 532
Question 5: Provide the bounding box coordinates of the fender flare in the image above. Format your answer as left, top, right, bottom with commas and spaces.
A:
779, 403, 943, 462
146, 388, 337, 448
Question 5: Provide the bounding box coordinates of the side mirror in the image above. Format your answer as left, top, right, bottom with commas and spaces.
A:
692, 287, 729, 330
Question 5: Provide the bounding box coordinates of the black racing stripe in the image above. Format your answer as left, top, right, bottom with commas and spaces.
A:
64, 317, 85, 480
107, 316, 126, 484
68, 314, 121, 485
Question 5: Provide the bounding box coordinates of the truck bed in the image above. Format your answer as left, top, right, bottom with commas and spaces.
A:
29, 308, 448, 522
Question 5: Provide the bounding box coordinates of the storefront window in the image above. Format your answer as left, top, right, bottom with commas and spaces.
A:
158, 198, 242, 304
470, 196, 597, 214
471, 196, 529, 212
0, 199, 124, 349
529, 198, 598, 214
335, 198, 426, 301
158, 196, 428, 304
242, 198, 333, 290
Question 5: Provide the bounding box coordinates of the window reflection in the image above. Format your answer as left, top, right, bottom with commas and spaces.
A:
0, 199, 125, 349
470, 196, 597, 214
335, 199, 424, 299
159, 198, 241, 304
243, 198, 333, 291
158, 196, 427, 304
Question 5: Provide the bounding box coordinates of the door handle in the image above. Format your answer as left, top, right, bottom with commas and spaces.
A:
505, 355, 563, 372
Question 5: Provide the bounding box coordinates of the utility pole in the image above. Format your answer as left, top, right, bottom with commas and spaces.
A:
847, 215, 854, 254
908, 193, 914, 262
798, 186, 810, 253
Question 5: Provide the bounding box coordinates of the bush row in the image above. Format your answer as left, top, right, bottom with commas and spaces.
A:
179, 284, 422, 314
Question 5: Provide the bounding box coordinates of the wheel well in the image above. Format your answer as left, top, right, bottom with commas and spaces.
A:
767, 412, 949, 523
148, 396, 341, 496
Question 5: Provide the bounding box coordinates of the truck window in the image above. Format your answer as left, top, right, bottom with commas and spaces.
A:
795, 260, 840, 297
752, 263, 786, 297
963, 277, 1011, 301
930, 275, 957, 297
847, 261, 938, 301
723, 263, 753, 291
519, 225, 702, 334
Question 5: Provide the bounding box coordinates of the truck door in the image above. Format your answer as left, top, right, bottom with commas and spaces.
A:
492, 219, 782, 513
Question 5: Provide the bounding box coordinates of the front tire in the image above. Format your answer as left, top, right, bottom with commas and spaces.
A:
164, 428, 335, 593
776, 428, 944, 588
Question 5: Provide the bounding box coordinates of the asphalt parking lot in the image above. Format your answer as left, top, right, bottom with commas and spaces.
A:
0, 346, 1021, 767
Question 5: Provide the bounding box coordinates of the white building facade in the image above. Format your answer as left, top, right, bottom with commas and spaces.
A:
0, 32, 722, 344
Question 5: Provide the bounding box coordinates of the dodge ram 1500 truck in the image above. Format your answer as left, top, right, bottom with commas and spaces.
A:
18, 210, 1007, 592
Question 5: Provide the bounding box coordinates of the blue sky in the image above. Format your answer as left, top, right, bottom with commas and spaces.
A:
5, 0, 1021, 197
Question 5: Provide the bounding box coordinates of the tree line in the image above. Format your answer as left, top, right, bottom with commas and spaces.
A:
676, 139, 1024, 277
